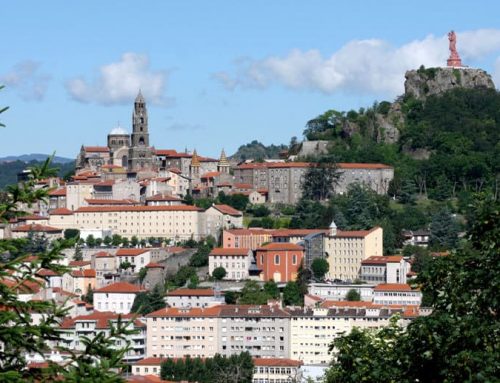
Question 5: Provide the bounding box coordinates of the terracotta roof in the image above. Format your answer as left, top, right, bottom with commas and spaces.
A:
335, 227, 381, 238
201, 171, 221, 179
155, 149, 179, 156
257, 242, 304, 251
94, 282, 145, 294
145, 262, 164, 269
233, 183, 253, 189
254, 358, 302, 367
127, 375, 172, 383
374, 283, 415, 292
75, 205, 202, 213
94, 251, 113, 258
200, 156, 218, 162
52, 287, 78, 297
166, 246, 186, 254
212, 204, 242, 216
225, 228, 274, 235
209, 248, 251, 256
85, 198, 138, 205
12, 224, 62, 233
50, 208, 73, 215
83, 146, 109, 153
94, 180, 115, 187
59, 311, 145, 330
167, 167, 182, 174
36, 269, 61, 277
71, 269, 96, 278
361, 256, 403, 265
48, 187, 66, 196
236, 162, 271, 169
101, 164, 123, 169
272, 229, 329, 238
68, 260, 91, 267
134, 357, 168, 366
338, 163, 392, 170
0, 278, 44, 294
167, 288, 221, 297
320, 300, 382, 309
145, 194, 182, 202
116, 248, 149, 256
18, 214, 47, 221
147, 305, 223, 318
219, 305, 290, 318
268, 162, 311, 168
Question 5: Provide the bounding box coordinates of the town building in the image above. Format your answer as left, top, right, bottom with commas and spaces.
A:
165, 288, 225, 308
58, 311, 146, 363
307, 282, 376, 302
255, 242, 304, 283
360, 256, 412, 284
223, 228, 274, 250
372, 283, 422, 306
93, 282, 146, 314
204, 204, 243, 238
208, 248, 253, 280
252, 358, 303, 383
402, 229, 430, 247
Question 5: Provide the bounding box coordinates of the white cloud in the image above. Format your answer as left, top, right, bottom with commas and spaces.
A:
0, 60, 51, 101
214, 29, 500, 97
66, 53, 171, 106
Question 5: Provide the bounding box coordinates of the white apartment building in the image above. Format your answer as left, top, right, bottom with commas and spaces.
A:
373, 284, 422, 306
208, 248, 253, 280
253, 358, 303, 383
94, 282, 146, 314
116, 248, 152, 271
145, 306, 222, 358
325, 223, 383, 282
307, 282, 376, 302
360, 256, 411, 284
165, 288, 225, 308
58, 311, 146, 363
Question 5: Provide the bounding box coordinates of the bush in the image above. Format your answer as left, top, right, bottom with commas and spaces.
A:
212, 266, 227, 281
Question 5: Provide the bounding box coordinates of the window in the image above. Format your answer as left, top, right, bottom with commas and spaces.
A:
275, 254, 280, 265
292, 254, 297, 265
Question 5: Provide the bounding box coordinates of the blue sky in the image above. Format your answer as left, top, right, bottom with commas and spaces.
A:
1, 1, 500, 159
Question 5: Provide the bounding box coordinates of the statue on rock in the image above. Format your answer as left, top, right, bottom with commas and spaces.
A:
447, 30, 463, 67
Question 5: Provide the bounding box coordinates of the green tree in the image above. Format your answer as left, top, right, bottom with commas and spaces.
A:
83, 285, 94, 304
212, 266, 227, 281
224, 291, 238, 304
239, 280, 268, 305
283, 281, 303, 306
131, 284, 165, 315
325, 197, 500, 383
64, 228, 80, 240
301, 157, 340, 201
429, 208, 459, 250
130, 235, 139, 247
73, 243, 83, 261
85, 234, 96, 248
263, 280, 279, 299
310, 258, 329, 281
111, 234, 122, 246
345, 289, 361, 301
138, 267, 147, 283
103, 235, 112, 246
121, 237, 129, 247
187, 274, 199, 289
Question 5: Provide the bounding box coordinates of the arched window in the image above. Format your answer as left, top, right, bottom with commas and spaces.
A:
139, 137, 145, 145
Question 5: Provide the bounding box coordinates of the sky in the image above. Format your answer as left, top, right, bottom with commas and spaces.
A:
1, 1, 500, 159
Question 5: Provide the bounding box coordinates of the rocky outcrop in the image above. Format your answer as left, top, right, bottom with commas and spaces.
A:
405, 67, 495, 100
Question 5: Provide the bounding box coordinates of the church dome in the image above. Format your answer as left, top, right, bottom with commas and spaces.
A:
109, 126, 128, 135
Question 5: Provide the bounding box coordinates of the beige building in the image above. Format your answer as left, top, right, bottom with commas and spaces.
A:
204, 204, 243, 238
94, 282, 145, 314
145, 306, 222, 358
68, 205, 204, 240
253, 358, 303, 383
325, 223, 383, 282
48, 208, 75, 230
92, 251, 118, 288
66, 181, 96, 211
223, 228, 274, 250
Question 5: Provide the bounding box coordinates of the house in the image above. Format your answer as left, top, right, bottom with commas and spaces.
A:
11, 224, 63, 240
222, 228, 274, 250
93, 282, 146, 314
62, 268, 96, 295
58, 311, 146, 363
204, 204, 243, 238
255, 242, 304, 283
116, 248, 152, 272
165, 288, 225, 308
402, 229, 430, 247
208, 248, 253, 280
93, 251, 119, 288
360, 256, 412, 284
253, 358, 303, 383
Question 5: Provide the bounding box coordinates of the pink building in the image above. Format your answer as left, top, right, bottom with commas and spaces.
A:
222, 228, 274, 250
256, 242, 304, 283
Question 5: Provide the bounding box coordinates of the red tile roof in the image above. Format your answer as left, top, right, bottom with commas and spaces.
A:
167, 167, 182, 174
134, 357, 168, 366
0, 278, 44, 294
12, 224, 62, 233
116, 248, 150, 256
233, 183, 253, 189
127, 375, 172, 383
166, 246, 186, 254
209, 248, 251, 256
145, 194, 182, 202
212, 204, 242, 216
361, 256, 403, 265
155, 149, 179, 156
254, 358, 303, 367
268, 162, 311, 168
236, 163, 271, 170
36, 268, 61, 277
101, 164, 123, 169
225, 228, 274, 235
71, 269, 96, 278
257, 242, 304, 251
50, 207, 73, 215
145, 262, 164, 269
83, 146, 109, 153
85, 198, 138, 205
167, 288, 221, 297
52, 287, 78, 297
147, 305, 223, 318
338, 163, 392, 169
59, 311, 145, 330
18, 214, 47, 221
374, 283, 414, 292
75, 205, 202, 213
68, 260, 91, 267
335, 227, 381, 238
48, 187, 66, 196
272, 229, 329, 238
94, 251, 113, 258
201, 171, 221, 179
94, 282, 145, 294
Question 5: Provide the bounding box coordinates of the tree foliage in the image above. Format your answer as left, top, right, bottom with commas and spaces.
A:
131, 284, 166, 315
212, 266, 227, 281
310, 258, 329, 281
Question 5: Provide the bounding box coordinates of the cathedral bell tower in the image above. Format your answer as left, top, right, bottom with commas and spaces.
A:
128, 91, 154, 172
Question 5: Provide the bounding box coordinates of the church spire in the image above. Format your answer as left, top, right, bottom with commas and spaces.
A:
217, 148, 230, 174
191, 149, 200, 167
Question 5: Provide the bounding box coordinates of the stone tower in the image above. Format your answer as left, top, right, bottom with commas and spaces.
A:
190, 149, 201, 185
128, 91, 154, 171
217, 149, 230, 174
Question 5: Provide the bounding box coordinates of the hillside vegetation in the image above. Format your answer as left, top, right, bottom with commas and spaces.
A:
0, 160, 75, 189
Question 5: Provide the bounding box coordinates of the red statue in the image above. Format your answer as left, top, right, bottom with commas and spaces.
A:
447, 30, 462, 67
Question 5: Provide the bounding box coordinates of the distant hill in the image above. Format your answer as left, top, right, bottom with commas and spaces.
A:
0, 159, 75, 189
231, 140, 288, 161
0, 153, 74, 164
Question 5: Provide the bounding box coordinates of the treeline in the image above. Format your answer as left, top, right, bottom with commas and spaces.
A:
230, 140, 288, 161
303, 87, 500, 201
0, 159, 75, 188
160, 352, 254, 383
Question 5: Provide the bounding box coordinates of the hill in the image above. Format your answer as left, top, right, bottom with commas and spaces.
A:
0, 153, 73, 164
230, 140, 288, 160
0, 160, 75, 189
300, 66, 499, 201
